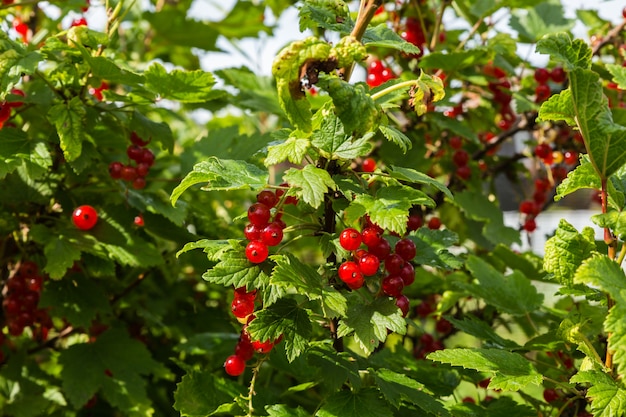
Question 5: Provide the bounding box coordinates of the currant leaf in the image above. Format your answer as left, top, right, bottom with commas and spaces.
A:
283, 164, 336, 208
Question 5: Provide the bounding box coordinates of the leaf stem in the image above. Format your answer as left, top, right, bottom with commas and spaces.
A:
601, 178, 615, 371
245, 356, 267, 417
340, 0, 383, 81
370, 80, 419, 101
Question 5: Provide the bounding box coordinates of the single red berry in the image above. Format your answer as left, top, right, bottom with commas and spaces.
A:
382, 275, 404, 297
534, 68, 550, 84
339, 228, 362, 251
256, 190, 277, 208
462, 397, 475, 404
543, 388, 559, 403
534, 143, 552, 160
552, 166, 568, 183
427, 217, 442, 230
361, 227, 381, 247
550, 67, 566, 83
406, 214, 423, 232
358, 253, 380, 276
395, 295, 410, 317
248, 203, 271, 226
338, 261, 364, 289
449, 136, 462, 149
244, 223, 261, 241
235, 339, 255, 361
452, 150, 469, 167
399, 262, 415, 286
132, 177, 146, 190
72, 205, 98, 230
108, 161, 123, 179
369, 238, 391, 261
419, 333, 434, 346
139, 149, 155, 166
245, 241, 269, 263
134, 215, 144, 227
416, 300, 435, 317
71, 17, 87, 27
477, 378, 491, 388
234, 286, 257, 301
395, 238, 416, 261
362, 157, 376, 173
130, 131, 151, 147
523, 218, 537, 232
435, 318, 452, 334
231, 297, 255, 318
456, 165, 472, 180
366, 72, 383, 88
261, 222, 284, 247
0, 103, 11, 123
26, 275, 43, 292
368, 60, 385, 75
384, 253, 405, 275
519, 200, 537, 215
535, 84, 551, 102
224, 355, 246, 376
251, 339, 275, 354
563, 150, 578, 165
127, 144, 144, 162
120, 165, 138, 181
136, 162, 150, 177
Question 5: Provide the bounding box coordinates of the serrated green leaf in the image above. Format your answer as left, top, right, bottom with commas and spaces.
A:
310, 107, 372, 159
427, 349, 542, 391
420, 49, 491, 72
430, 112, 479, 144
410, 228, 463, 270
283, 164, 336, 208
209, 1, 272, 39
266, 136, 311, 166
272, 37, 333, 132
42, 235, 82, 279
362, 24, 420, 55
129, 110, 174, 153
246, 298, 312, 362
59, 328, 163, 410
337, 296, 406, 355
461, 256, 543, 316
537, 89, 576, 126
86, 55, 144, 85
536, 32, 592, 71
173, 370, 244, 417
271, 254, 347, 318
544, 219, 596, 287
176, 239, 232, 260
266, 404, 311, 417
317, 388, 393, 417
298, 0, 352, 33
144, 62, 218, 103
317, 75, 379, 137
203, 247, 270, 290
378, 125, 411, 153
571, 371, 626, 417
447, 316, 520, 349
555, 154, 600, 201
388, 165, 453, 200
39, 273, 111, 328
172, 157, 268, 205
145, 10, 219, 51
0, 49, 41, 91
307, 344, 361, 391
48, 97, 86, 162
510, 2, 574, 43
0, 128, 51, 179
573, 254, 626, 302
607, 64, 626, 91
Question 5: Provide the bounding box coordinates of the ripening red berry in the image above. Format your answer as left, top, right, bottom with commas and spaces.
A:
0, 103, 10, 123
231, 297, 255, 318
369, 238, 391, 261
339, 228, 362, 251
449, 136, 463, 149
72, 205, 98, 230
139, 149, 155, 166
251, 339, 275, 354
256, 190, 277, 208
235, 339, 255, 361
462, 397, 475, 404
519, 200, 537, 215
244, 223, 261, 241
362, 157, 376, 173
550, 67, 566, 83
134, 215, 144, 227
248, 203, 271, 226
127, 144, 144, 162
70, 17, 87, 27
382, 275, 404, 297
130, 131, 151, 147
543, 388, 559, 403
563, 150, 578, 165
395, 295, 410, 317
435, 318, 452, 334
261, 222, 284, 247
384, 253, 405, 275
224, 355, 246, 376
245, 241, 269, 263
136, 162, 150, 177
452, 150, 469, 167
416, 300, 435, 317
399, 262, 415, 286
456, 165, 472, 180
535, 84, 551, 102
427, 217, 441, 230
338, 261, 364, 289
120, 165, 138, 181
361, 227, 381, 247
108, 161, 123, 179
395, 238, 416, 261
523, 218, 537, 232
8, 89, 25, 108
534, 68, 550, 84
358, 253, 380, 276
132, 177, 146, 190
406, 214, 423, 232
534, 143, 552, 159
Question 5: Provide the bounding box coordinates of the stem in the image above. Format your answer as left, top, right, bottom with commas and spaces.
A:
340, 0, 383, 81
370, 80, 420, 101
245, 357, 267, 416
601, 178, 615, 371
429, 0, 448, 52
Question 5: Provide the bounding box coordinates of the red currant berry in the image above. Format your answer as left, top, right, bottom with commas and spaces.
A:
224, 355, 246, 376
339, 228, 362, 251
519, 200, 537, 215
477, 378, 491, 389
139, 149, 155, 166
550, 67, 566, 83
449, 136, 462, 149
427, 217, 442, 230
132, 177, 146, 190
251, 339, 275, 354
382, 275, 404, 297
416, 300, 435, 318
261, 222, 284, 247
399, 262, 415, 286
452, 150, 469, 167
134, 215, 144, 227
366, 72, 383, 88
406, 214, 423, 232
369, 238, 391, 261
563, 150, 578, 165
231, 297, 255, 318
395, 238, 416, 261
127, 144, 144, 162
357, 253, 380, 276
523, 218, 537, 232
543, 388, 559, 403
0, 104, 11, 123
535, 84, 551, 102
384, 253, 405, 275
338, 261, 364, 289
71, 17, 87, 27
136, 162, 150, 177
256, 190, 277, 208
108, 161, 123, 179
235, 339, 255, 361
26, 275, 43, 292
248, 203, 271, 227
130, 131, 150, 146
395, 295, 410, 317
244, 223, 261, 241
72, 205, 98, 230
462, 397, 476, 404
456, 165, 472, 181
8, 88, 25, 108
435, 318, 452, 334
121, 165, 138, 181
245, 241, 269, 263
361, 227, 381, 247
533, 68, 550, 84
362, 157, 376, 173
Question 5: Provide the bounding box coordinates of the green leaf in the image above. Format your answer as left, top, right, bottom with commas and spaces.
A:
427, 349, 542, 391
410, 228, 463, 270
39, 273, 112, 328
39, 235, 82, 279
86, 55, 144, 85
537, 89, 576, 126
266, 135, 311, 166
362, 24, 421, 55
283, 164, 336, 208
209, 1, 272, 39
298, 0, 352, 33
607, 64, 626, 91
317, 75, 379, 137
337, 296, 406, 355
307, 344, 361, 391
347, 186, 434, 236
266, 404, 311, 417
0, 129, 51, 179
419, 49, 491, 72
447, 316, 520, 350
373, 369, 451, 416
145, 10, 219, 51
272, 37, 333, 132
317, 388, 393, 417
535, 32, 592, 71
570, 371, 626, 417
171, 157, 268, 205
388, 166, 453, 200
176, 239, 232, 260
246, 298, 312, 362
47, 97, 86, 162
173, 370, 243, 417
59, 327, 164, 410
129, 110, 174, 153
460, 256, 543, 316
378, 125, 411, 153
311, 108, 373, 159
144, 62, 218, 103
555, 154, 600, 201
509, 2, 574, 43
271, 254, 347, 318
543, 219, 596, 287
203, 246, 270, 290
0, 49, 41, 91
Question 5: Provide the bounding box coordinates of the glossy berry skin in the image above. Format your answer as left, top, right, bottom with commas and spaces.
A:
339, 228, 362, 251
452, 150, 469, 167
406, 214, 423, 232
563, 150, 578, 165
399, 262, 415, 286
338, 261, 364, 290
535, 84, 551, 102
427, 217, 442, 230
395, 295, 410, 317
231, 297, 255, 318
362, 157, 376, 173
235, 339, 255, 361
550, 67, 566, 83
369, 238, 391, 261
543, 388, 559, 403
127, 144, 144, 162
395, 238, 416, 261
130, 131, 150, 146
534, 68, 550, 84
224, 355, 246, 376
72, 205, 98, 230
256, 190, 277, 208
361, 227, 381, 247
244, 223, 261, 241
245, 241, 269, 263
382, 275, 404, 297
523, 218, 537, 232
121, 165, 138, 182
132, 177, 146, 190
358, 253, 380, 276
252, 339, 275, 354
384, 253, 405, 275
108, 161, 123, 179
261, 222, 284, 247
134, 215, 144, 227
519, 201, 537, 215
248, 203, 271, 227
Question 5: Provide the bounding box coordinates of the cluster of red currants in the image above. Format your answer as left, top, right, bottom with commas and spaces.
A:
400, 17, 427, 60
1, 261, 52, 358
412, 296, 450, 359
533, 67, 566, 103
108, 132, 155, 190
244, 189, 290, 264
336, 218, 417, 317
484, 63, 517, 131
0, 88, 25, 128
365, 60, 396, 88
